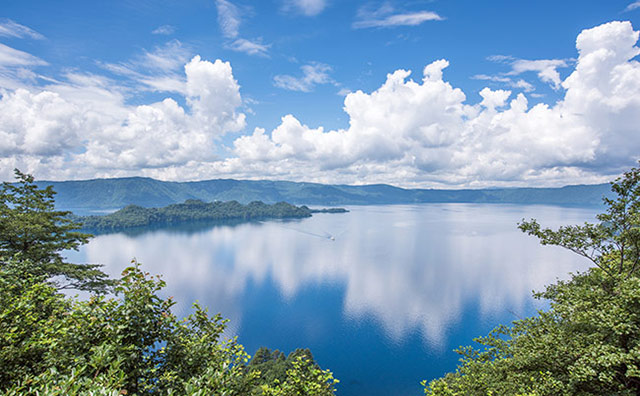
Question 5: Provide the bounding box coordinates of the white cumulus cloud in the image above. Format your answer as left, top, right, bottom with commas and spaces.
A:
81, 56, 245, 171
227, 21, 640, 187
0, 89, 81, 156
1, 21, 640, 188
0, 56, 246, 180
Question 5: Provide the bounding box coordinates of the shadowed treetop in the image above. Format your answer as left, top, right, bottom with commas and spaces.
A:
0, 169, 111, 292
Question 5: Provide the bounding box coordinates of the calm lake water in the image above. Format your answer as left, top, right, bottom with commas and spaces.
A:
65, 203, 599, 396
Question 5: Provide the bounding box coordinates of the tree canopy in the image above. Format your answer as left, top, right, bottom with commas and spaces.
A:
0, 259, 338, 395
0, 170, 110, 292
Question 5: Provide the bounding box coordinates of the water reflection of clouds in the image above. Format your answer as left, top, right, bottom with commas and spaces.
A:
77, 204, 597, 347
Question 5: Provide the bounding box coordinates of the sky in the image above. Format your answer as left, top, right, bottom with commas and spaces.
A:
1, 0, 640, 188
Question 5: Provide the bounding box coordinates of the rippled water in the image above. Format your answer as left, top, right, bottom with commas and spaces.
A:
65, 203, 599, 396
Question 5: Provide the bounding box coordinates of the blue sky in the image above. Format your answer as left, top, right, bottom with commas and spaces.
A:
1, 1, 640, 187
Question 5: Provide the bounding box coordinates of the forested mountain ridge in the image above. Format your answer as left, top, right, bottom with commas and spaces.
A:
35, 177, 612, 213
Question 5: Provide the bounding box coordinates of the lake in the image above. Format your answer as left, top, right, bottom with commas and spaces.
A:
65, 203, 599, 396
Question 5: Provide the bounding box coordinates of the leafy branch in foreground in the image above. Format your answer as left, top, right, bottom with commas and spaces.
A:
0, 169, 111, 292
424, 164, 640, 395
519, 165, 640, 279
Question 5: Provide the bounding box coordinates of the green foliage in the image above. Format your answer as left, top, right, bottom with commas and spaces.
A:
423, 165, 640, 395
78, 199, 317, 231
260, 355, 339, 396
0, 261, 251, 394
248, 347, 327, 386
0, 262, 340, 396
0, 258, 339, 395
0, 169, 110, 292
249, 347, 289, 384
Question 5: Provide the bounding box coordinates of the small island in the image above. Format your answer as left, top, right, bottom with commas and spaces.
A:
76, 199, 347, 231
309, 207, 349, 214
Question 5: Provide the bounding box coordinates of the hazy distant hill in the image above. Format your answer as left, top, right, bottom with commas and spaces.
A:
35, 177, 612, 214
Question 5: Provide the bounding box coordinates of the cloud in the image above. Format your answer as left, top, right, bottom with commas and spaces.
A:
1, 21, 640, 188
0, 43, 47, 90
101, 40, 191, 94
282, 0, 328, 16
509, 59, 569, 89
353, 4, 443, 29
228, 21, 640, 187
486, 55, 570, 90
216, 0, 241, 39
0, 89, 81, 156
141, 40, 191, 72
625, 1, 640, 11
215, 0, 270, 56
273, 62, 333, 92
103, 40, 191, 75
472, 74, 535, 92
0, 43, 47, 67
0, 19, 44, 40
80, 56, 245, 170
0, 55, 245, 180
152, 25, 175, 35
227, 38, 270, 56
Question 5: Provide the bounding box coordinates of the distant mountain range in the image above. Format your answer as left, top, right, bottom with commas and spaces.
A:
35, 177, 612, 214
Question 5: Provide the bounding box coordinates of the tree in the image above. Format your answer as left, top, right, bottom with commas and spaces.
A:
519, 165, 640, 280
248, 347, 327, 386
0, 169, 110, 292
0, 261, 258, 395
260, 355, 339, 396
423, 164, 640, 395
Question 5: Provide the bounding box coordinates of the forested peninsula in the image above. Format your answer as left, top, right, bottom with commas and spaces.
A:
75, 199, 347, 231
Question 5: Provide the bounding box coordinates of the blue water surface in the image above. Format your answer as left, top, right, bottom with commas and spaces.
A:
65, 203, 599, 396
